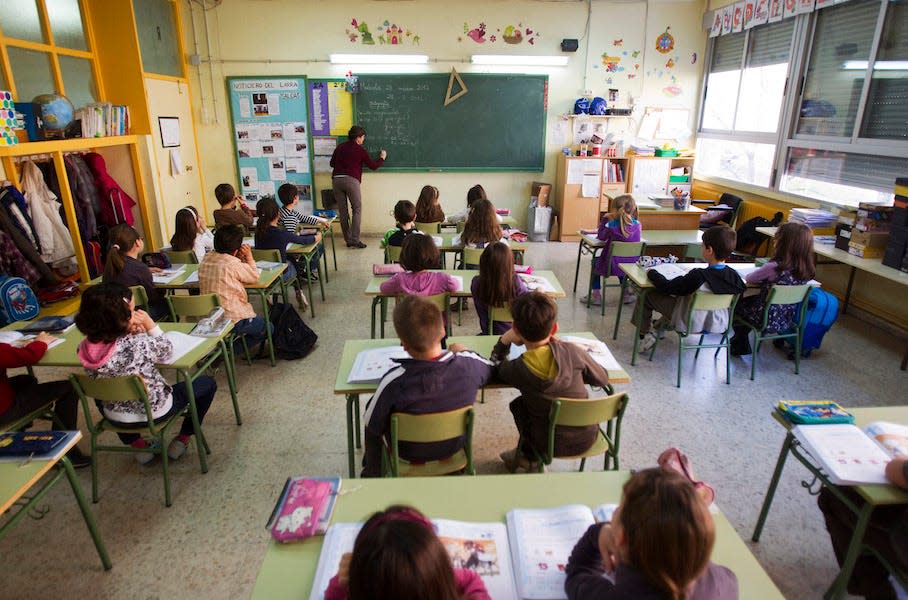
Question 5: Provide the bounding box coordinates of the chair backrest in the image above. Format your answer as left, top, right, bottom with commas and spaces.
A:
385, 244, 403, 264
455, 221, 465, 233
422, 292, 451, 335
680, 291, 738, 333
415, 221, 441, 234
759, 284, 812, 330
251, 248, 281, 262
391, 405, 474, 443
603, 241, 645, 276
551, 392, 628, 428
487, 305, 513, 334
163, 249, 198, 264
167, 293, 221, 321
718, 193, 744, 228
461, 247, 484, 268
69, 373, 158, 433
129, 285, 148, 309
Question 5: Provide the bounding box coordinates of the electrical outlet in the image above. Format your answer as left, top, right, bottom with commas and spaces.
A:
582, 89, 593, 97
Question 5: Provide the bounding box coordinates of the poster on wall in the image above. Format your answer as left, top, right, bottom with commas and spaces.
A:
227, 76, 314, 212
308, 80, 355, 174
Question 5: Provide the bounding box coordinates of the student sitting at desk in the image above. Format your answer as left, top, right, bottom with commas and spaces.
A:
102, 223, 169, 321
818, 456, 908, 600
379, 234, 457, 297
76, 283, 218, 463
452, 198, 509, 254
415, 184, 445, 223
491, 292, 610, 473
634, 225, 746, 353
730, 222, 815, 356
0, 334, 89, 467
277, 183, 330, 232
361, 295, 493, 477
170, 206, 214, 263
199, 225, 270, 351
565, 468, 738, 599
212, 183, 254, 233
446, 184, 487, 224
254, 196, 322, 285
471, 241, 527, 336
381, 200, 423, 248
581, 194, 641, 308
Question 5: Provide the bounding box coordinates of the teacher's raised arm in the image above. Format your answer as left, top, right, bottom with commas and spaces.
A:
330, 125, 386, 249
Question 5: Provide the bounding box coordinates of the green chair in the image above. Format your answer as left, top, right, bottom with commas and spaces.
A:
381, 406, 475, 477
455, 221, 466, 233
415, 221, 441, 234
129, 285, 149, 310
585, 241, 645, 317
423, 292, 452, 337
646, 291, 740, 387
252, 248, 295, 306
69, 373, 209, 507
0, 400, 63, 433
526, 392, 628, 473
487, 304, 513, 335
734, 284, 811, 381
163, 250, 198, 264
384, 245, 403, 264
166, 293, 243, 424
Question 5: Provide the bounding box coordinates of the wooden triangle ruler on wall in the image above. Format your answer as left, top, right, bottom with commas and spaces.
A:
444, 68, 468, 106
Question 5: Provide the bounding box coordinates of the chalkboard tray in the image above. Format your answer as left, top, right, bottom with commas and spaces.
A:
354, 74, 548, 172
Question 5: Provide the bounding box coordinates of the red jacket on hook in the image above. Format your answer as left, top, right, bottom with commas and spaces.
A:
82, 152, 136, 227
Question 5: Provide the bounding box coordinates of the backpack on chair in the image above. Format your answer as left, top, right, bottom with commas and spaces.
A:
268, 302, 318, 360
735, 212, 784, 256
0, 276, 40, 325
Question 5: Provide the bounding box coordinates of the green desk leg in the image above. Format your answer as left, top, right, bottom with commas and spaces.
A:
320, 241, 330, 284
218, 337, 242, 425
62, 456, 112, 570
573, 240, 585, 293
177, 368, 209, 474
629, 288, 649, 366
843, 266, 856, 315
346, 393, 357, 477
824, 502, 875, 600
752, 432, 794, 542
370, 297, 382, 339
252, 289, 277, 366
328, 226, 338, 271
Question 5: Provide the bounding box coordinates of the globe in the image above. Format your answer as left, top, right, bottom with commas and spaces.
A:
32, 93, 74, 134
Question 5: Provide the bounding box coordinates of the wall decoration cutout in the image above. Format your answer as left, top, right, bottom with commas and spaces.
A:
346, 19, 420, 45
691, 52, 698, 64
460, 21, 540, 45
665, 58, 675, 69
655, 27, 674, 54
602, 54, 623, 72
663, 86, 682, 97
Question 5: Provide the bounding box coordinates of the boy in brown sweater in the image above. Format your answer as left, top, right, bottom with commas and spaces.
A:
491, 292, 610, 472
212, 183, 254, 232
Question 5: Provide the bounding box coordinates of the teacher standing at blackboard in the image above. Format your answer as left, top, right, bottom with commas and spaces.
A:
330, 125, 387, 249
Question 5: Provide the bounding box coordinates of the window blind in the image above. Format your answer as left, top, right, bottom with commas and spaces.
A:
747, 20, 794, 67
860, 0, 908, 139
787, 149, 908, 192
712, 32, 746, 73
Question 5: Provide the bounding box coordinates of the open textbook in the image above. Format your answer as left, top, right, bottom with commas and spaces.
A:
509, 335, 621, 373
308, 503, 618, 600
793, 421, 908, 485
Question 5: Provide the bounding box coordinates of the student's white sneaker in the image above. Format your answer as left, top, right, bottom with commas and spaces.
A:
639, 331, 658, 353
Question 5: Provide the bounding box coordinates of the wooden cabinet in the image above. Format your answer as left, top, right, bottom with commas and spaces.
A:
555, 155, 630, 241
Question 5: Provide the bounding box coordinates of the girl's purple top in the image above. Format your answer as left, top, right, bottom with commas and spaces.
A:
595, 219, 642, 277
379, 270, 459, 296
745, 260, 780, 284
470, 273, 528, 335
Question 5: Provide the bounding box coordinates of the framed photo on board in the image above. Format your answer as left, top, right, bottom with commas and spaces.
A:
159, 117, 181, 148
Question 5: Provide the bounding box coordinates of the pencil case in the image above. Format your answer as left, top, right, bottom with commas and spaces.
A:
270, 478, 332, 542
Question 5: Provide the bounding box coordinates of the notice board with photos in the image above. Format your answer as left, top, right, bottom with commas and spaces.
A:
227, 76, 315, 212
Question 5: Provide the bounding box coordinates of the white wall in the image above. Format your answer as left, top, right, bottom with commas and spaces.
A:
182, 0, 707, 234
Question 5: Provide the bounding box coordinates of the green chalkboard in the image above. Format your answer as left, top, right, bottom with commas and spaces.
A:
354, 74, 547, 172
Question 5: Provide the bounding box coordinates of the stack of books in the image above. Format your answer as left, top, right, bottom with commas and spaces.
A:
75, 103, 130, 138
789, 208, 837, 233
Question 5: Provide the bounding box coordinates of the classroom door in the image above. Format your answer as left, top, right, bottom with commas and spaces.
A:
144, 77, 206, 244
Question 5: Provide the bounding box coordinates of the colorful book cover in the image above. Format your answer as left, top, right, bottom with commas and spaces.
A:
778, 400, 854, 424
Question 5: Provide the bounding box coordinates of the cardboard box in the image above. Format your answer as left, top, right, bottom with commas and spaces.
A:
848, 242, 886, 258
850, 230, 889, 248
531, 182, 551, 207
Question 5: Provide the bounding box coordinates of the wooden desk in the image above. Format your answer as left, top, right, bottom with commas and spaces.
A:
752, 406, 908, 600
158, 263, 285, 366
636, 205, 705, 230
573, 230, 704, 294
619, 263, 757, 365
0, 322, 239, 470
364, 270, 566, 339
251, 472, 783, 600
0, 431, 111, 570
334, 332, 627, 477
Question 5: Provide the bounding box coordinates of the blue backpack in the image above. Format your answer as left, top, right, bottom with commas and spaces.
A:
801, 288, 839, 356
0, 276, 40, 325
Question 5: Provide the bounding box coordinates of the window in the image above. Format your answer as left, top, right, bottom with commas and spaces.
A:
133, 0, 183, 78
699, 0, 908, 207
0, 0, 98, 107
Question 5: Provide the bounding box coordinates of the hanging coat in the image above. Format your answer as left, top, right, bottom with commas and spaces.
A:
83, 152, 136, 227
20, 160, 77, 269
64, 154, 100, 242
0, 190, 57, 286
0, 185, 41, 254
0, 230, 40, 284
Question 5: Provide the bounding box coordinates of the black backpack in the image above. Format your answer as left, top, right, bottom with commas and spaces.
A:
736, 212, 783, 255
268, 302, 318, 360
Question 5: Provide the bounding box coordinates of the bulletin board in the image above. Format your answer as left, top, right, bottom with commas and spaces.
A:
307, 79, 354, 174
226, 76, 315, 210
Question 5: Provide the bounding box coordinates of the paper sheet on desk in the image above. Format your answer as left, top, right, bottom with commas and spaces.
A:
518, 273, 556, 293
509, 336, 621, 372
159, 331, 206, 365
183, 271, 199, 284
152, 264, 187, 284
0, 331, 65, 349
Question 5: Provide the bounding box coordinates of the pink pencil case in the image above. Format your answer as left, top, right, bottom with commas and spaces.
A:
373, 263, 404, 276
270, 478, 331, 542
514, 264, 534, 274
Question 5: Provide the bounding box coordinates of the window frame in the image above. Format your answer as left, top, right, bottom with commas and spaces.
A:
698, 0, 908, 207
0, 0, 103, 103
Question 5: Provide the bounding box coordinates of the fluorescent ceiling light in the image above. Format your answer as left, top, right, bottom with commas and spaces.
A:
842, 60, 908, 70
329, 53, 428, 64
471, 54, 569, 67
